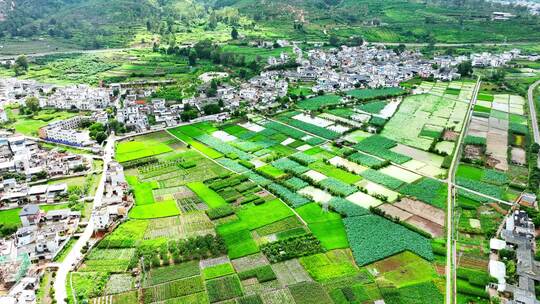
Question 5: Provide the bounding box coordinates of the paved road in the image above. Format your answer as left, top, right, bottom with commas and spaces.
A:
527, 80, 540, 145
53, 135, 116, 304
445, 77, 481, 304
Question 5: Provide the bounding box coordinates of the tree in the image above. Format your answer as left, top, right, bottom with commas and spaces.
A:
231, 27, 239, 40
188, 49, 197, 66
95, 132, 107, 144
25, 96, 40, 113
208, 11, 218, 30
329, 34, 340, 47
207, 79, 218, 97
203, 103, 221, 115
180, 105, 198, 121
14, 55, 29, 75
457, 61, 473, 77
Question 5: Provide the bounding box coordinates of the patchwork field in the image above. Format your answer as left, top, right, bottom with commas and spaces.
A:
68, 90, 490, 303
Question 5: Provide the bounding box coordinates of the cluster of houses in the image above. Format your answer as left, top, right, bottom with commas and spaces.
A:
94, 161, 132, 233
0, 79, 111, 121
489, 194, 540, 304
488, 0, 540, 15
274, 44, 459, 92
38, 115, 94, 147
0, 78, 113, 112
1, 182, 67, 208
0, 203, 81, 301
0, 132, 89, 181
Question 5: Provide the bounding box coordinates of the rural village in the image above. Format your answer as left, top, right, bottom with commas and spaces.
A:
0, 31, 538, 304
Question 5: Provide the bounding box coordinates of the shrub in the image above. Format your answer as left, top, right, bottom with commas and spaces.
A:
464, 135, 486, 146
206, 205, 235, 220
238, 265, 277, 282
261, 234, 323, 263
205, 275, 243, 303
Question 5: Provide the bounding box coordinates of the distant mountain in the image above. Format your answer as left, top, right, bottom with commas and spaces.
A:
0, 0, 539, 50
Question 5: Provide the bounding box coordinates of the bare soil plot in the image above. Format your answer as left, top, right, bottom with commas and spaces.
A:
468, 117, 489, 138
299, 186, 332, 203
511, 147, 526, 165
379, 165, 422, 183
271, 259, 312, 287
486, 117, 509, 171
356, 180, 399, 203
464, 145, 483, 161
304, 170, 327, 182
391, 144, 444, 168
378, 204, 413, 220
393, 198, 445, 226
405, 215, 443, 237
200, 256, 230, 269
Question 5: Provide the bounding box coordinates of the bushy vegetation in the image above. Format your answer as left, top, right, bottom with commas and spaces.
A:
346, 87, 405, 100
343, 215, 433, 265
267, 183, 311, 207
318, 177, 357, 196
237, 265, 277, 282
297, 95, 342, 110
354, 136, 411, 164
348, 152, 387, 169
261, 234, 324, 263
399, 178, 447, 209
205, 275, 243, 303
360, 169, 404, 190
328, 197, 370, 218
278, 117, 340, 140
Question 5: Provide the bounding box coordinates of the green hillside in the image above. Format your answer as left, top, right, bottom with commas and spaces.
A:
1, 0, 539, 51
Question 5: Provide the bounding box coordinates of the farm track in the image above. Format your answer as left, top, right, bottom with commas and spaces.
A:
446, 77, 481, 304
527, 80, 540, 168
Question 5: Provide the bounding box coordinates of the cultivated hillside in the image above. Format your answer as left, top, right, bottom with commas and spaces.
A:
0, 0, 539, 50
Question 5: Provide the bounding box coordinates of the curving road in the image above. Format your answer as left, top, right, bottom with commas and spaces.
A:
53, 135, 116, 304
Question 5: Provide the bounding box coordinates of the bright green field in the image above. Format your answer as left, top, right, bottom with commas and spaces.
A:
128, 199, 181, 219
296, 203, 349, 250
256, 165, 287, 179
299, 249, 359, 282
0, 203, 74, 227
308, 161, 362, 184
187, 182, 227, 209
297, 95, 342, 111
456, 164, 484, 181
126, 176, 158, 205
4, 108, 78, 136
0, 208, 22, 226
217, 199, 295, 258
116, 133, 175, 162
168, 128, 223, 159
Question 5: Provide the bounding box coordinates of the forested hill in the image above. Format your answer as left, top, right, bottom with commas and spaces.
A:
1, 0, 540, 50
